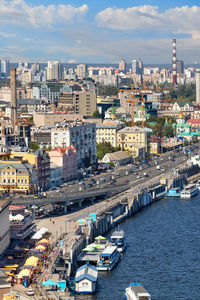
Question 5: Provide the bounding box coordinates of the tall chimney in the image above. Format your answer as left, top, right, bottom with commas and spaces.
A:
172, 39, 177, 89
10, 68, 17, 126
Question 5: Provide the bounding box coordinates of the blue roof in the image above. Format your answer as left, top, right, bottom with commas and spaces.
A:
75, 264, 98, 283
130, 283, 142, 286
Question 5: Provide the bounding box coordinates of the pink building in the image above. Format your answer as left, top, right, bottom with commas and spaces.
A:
48, 146, 77, 182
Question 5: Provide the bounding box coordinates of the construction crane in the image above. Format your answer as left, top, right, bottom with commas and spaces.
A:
126, 84, 136, 127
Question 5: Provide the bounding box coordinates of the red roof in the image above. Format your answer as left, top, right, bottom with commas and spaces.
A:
151, 136, 161, 143
53, 146, 76, 154
187, 119, 200, 124
9, 205, 26, 211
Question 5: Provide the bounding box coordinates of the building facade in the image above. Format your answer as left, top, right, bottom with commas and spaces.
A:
0, 160, 37, 194
117, 126, 151, 157
96, 120, 125, 147
48, 146, 77, 183
51, 121, 96, 168
0, 199, 11, 254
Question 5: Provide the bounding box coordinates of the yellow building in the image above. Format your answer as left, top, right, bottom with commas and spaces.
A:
117, 127, 151, 158
0, 160, 37, 194
96, 120, 125, 147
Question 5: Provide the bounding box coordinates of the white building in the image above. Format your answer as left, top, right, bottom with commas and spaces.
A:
76, 64, 86, 79
75, 264, 98, 294
46, 61, 62, 80
1, 60, 10, 77
0, 199, 11, 254
51, 121, 96, 168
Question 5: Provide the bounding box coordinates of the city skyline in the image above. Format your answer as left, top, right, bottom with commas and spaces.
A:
0, 1, 200, 63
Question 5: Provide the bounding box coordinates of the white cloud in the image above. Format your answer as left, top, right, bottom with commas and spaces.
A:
0, 0, 88, 28
96, 5, 200, 38
0, 32, 16, 37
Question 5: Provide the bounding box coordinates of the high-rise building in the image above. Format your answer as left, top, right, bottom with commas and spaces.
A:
172, 39, 177, 88
132, 60, 139, 74
132, 59, 143, 74
1, 60, 10, 77
76, 64, 86, 79
46, 61, 62, 80
119, 58, 126, 72
176, 59, 184, 74
196, 69, 200, 104
10, 68, 17, 126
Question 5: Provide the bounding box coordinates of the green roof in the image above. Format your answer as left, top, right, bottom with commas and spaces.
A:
173, 123, 191, 127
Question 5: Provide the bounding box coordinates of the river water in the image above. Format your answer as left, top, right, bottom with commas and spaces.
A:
76, 196, 200, 300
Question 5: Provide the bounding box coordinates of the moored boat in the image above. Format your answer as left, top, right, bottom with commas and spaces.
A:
125, 282, 151, 300
110, 229, 126, 252
74, 263, 98, 294
96, 246, 120, 271
180, 184, 199, 200
165, 188, 182, 197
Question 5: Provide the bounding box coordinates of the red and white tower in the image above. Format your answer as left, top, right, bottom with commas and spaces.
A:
172, 39, 177, 88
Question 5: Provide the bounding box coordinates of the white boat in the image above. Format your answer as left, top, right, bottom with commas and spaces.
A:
125, 282, 151, 300
96, 246, 120, 271
74, 263, 98, 294
196, 180, 200, 191
180, 183, 199, 200
110, 229, 126, 252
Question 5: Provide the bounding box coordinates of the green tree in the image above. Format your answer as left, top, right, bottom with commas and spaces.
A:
93, 110, 101, 118
30, 141, 40, 151
97, 142, 120, 160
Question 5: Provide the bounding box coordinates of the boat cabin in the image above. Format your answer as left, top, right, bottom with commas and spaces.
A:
74, 263, 98, 294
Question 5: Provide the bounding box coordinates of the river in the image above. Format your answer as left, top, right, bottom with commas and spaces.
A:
76, 195, 200, 300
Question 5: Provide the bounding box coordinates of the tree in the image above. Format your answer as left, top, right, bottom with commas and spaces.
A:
30, 141, 40, 151
97, 142, 120, 160
93, 110, 101, 118
83, 156, 91, 168
163, 125, 175, 138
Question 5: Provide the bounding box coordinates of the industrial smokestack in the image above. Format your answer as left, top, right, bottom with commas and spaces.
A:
10, 68, 17, 126
172, 39, 177, 89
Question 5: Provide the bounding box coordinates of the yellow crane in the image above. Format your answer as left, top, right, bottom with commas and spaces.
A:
126, 84, 136, 127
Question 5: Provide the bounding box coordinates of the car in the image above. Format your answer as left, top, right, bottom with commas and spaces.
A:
125, 179, 129, 183
143, 172, 148, 177
87, 183, 93, 188
134, 172, 138, 175
136, 175, 141, 179
26, 289, 35, 296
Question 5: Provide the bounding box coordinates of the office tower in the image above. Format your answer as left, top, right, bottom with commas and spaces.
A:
119, 58, 126, 72
176, 59, 184, 74
1, 60, 10, 77
76, 64, 86, 79
46, 61, 62, 80
172, 39, 177, 88
196, 69, 200, 104
10, 68, 17, 126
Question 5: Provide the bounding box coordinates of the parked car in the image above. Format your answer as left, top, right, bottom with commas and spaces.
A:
26, 289, 35, 296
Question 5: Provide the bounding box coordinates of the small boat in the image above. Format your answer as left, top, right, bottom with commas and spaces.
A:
96, 246, 120, 271
110, 229, 126, 252
125, 282, 151, 300
180, 184, 199, 200
196, 180, 200, 191
165, 188, 182, 197
74, 263, 98, 294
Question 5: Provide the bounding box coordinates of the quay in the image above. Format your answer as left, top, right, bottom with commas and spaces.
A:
12, 160, 199, 299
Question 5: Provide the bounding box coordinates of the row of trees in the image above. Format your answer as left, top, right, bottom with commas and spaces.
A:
164, 84, 195, 101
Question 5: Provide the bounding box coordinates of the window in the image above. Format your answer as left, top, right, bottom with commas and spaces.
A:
12, 172, 14, 175
3, 179, 6, 183
8, 179, 10, 183
21, 179, 23, 183
7, 172, 10, 175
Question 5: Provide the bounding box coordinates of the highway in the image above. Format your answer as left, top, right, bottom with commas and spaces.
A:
11, 145, 198, 211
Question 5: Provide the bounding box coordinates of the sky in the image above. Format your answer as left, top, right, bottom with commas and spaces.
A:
1, 0, 200, 63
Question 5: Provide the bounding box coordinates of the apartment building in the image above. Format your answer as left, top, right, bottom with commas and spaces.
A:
57, 90, 97, 116
96, 120, 125, 147
48, 146, 77, 184
0, 159, 37, 194
117, 126, 151, 158
51, 121, 96, 168
0, 199, 11, 254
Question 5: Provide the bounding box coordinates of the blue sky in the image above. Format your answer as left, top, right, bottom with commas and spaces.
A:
1, 0, 200, 63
